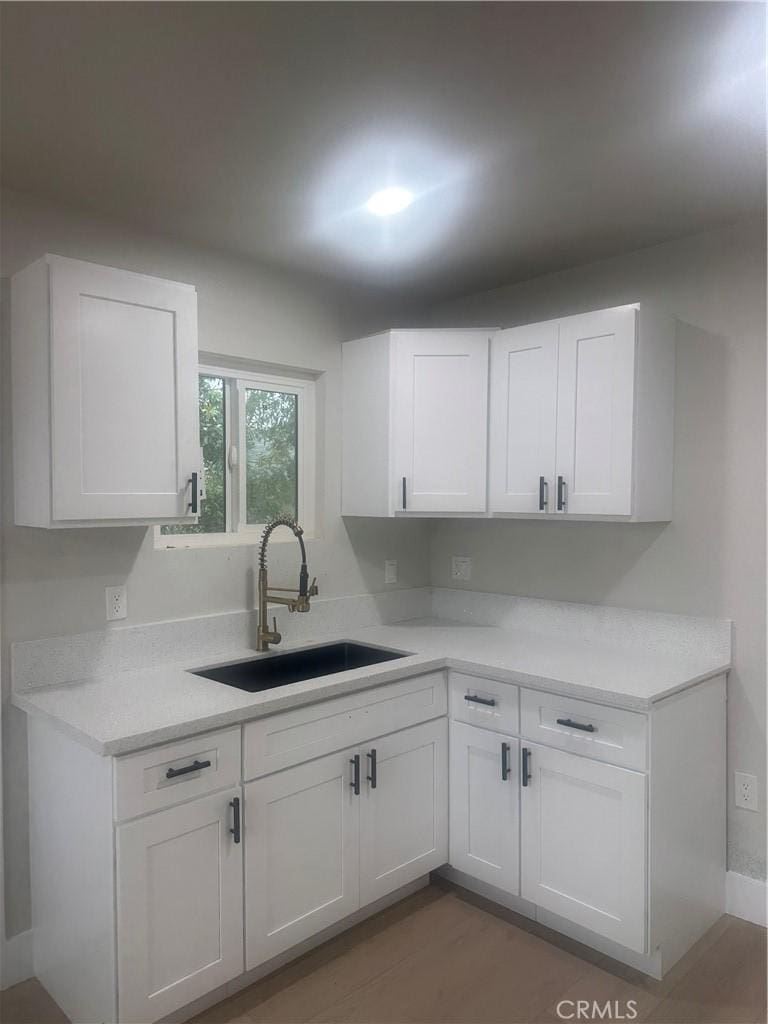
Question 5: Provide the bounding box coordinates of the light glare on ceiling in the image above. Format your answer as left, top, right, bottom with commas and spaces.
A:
365, 187, 414, 216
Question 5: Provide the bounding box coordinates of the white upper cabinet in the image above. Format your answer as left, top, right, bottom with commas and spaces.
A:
342, 329, 493, 516
489, 321, 559, 514
489, 304, 675, 522
393, 332, 489, 513
11, 254, 201, 527
555, 307, 636, 516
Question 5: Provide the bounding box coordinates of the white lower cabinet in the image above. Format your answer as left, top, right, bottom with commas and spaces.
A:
25, 671, 725, 1024
359, 718, 448, 904
449, 721, 519, 895
520, 742, 647, 953
116, 788, 244, 1024
246, 719, 449, 970
244, 747, 360, 969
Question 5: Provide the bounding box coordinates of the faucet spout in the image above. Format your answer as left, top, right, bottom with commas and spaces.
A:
256, 517, 318, 651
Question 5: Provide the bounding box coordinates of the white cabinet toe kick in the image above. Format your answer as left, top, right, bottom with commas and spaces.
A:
26, 668, 725, 1022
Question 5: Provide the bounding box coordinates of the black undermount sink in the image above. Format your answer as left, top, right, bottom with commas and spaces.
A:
191, 641, 409, 692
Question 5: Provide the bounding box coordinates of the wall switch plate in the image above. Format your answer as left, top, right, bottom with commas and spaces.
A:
106, 584, 127, 621
451, 556, 472, 582
384, 560, 398, 584
735, 772, 758, 811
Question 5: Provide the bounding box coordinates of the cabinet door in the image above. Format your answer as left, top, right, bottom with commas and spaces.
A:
520, 743, 646, 952
116, 789, 243, 1024
359, 718, 448, 904
449, 722, 519, 895
49, 256, 200, 521
393, 331, 489, 513
245, 748, 360, 969
489, 323, 559, 513
555, 307, 636, 516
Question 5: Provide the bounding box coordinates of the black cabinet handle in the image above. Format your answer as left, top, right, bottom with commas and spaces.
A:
402, 476, 407, 510
229, 796, 241, 844
501, 742, 511, 781
538, 476, 548, 512
366, 748, 377, 789
557, 475, 567, 512
350, 754, 361, 796
522, 747, 531, 787
464, 694, 496, 707
166, 758, 211, 779
188, 472, 199, 514
556, 717, 596, 733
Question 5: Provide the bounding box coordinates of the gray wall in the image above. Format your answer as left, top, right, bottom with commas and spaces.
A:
426, 219, 766, 882
0, 189, 431, 938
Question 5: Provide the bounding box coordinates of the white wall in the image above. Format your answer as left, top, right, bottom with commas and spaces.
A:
0, 189, 431, 938
426, 219, 766, 883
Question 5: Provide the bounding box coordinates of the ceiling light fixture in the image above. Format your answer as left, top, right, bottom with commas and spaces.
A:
365, 187, 414, 217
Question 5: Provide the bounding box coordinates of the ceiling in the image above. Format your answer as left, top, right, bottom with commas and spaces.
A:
1, 2, 765, 303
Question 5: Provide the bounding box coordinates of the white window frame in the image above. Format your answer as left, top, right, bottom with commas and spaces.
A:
155, 364, 316, 549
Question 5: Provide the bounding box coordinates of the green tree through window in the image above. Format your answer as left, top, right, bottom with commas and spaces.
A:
246, 388, 298, 524
160, 374, 303, 539
161, 375, 225, 535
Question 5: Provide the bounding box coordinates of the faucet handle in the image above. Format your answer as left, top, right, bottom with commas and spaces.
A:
309, 577, 319, 596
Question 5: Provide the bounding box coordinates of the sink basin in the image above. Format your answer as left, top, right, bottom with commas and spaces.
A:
191, 641, 410, 692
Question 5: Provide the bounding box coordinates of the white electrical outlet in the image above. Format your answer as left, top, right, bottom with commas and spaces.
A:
106, 585, 127, 622
384, 560, 398, 584
735, 772, 758, 812
451, 556, 472, 582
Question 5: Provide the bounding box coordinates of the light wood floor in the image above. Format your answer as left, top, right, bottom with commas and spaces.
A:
3, 882, 765, 1024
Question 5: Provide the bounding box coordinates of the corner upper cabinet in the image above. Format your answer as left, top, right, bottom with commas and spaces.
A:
11, 254, 201, 527
489, 304, 676, 521
342, 329, 493, 516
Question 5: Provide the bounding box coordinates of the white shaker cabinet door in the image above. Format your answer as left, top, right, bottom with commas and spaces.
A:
520, 742, 646, 953
116, 789, 244, 1024
489, 322, 559, 513
359, 718, 448, 904
554, 306, 637, 516
49, 256, 200, 521
393, 331, 490, 513
449, 721, 520, 895
245, 748, 360, 969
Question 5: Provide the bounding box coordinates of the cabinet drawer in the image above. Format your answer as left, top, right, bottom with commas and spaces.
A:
114, 727, 242, 822
450, 672, 519, 735
244, 672, 447, 780
520, 689, 647, 770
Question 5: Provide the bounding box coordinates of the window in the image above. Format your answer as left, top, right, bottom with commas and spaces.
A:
157, 365, 315, 547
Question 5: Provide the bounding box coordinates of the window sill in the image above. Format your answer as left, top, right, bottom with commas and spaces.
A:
153, 527, 317, 550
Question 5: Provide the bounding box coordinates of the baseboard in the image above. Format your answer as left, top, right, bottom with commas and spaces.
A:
2, 928, 34, 990
726, 870, 767, 926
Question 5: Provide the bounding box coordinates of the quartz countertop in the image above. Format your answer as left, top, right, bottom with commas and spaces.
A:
11, 617, 730, 756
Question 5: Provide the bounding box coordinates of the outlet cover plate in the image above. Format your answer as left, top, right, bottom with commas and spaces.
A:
451, 556, 472, 582
384, 560, 398, 585
735, 771, 758, 812
106, 585, 127, 622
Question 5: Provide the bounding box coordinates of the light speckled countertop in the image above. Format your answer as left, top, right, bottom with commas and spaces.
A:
12, 617, 730, 756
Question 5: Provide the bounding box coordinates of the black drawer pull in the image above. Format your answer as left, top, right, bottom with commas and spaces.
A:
350, 754, 361, 796
556, 717, 595, 733
166, 758, 211, 779
229, 796, 241, 844
522, 747, 531, 787
366, 748, 377, 789
501, 742, 511, 781
464, 694, 496, 707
